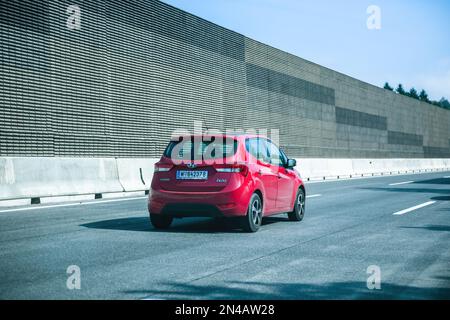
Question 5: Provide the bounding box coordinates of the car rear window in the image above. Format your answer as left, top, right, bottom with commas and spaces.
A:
164, 137, 238, 161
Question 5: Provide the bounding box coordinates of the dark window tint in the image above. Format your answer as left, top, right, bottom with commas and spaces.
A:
245, 138, 270, 163
266, 140, 287, 167
164, 137, 238, 160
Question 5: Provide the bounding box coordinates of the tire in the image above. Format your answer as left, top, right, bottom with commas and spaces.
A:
242, 193, 263, 233
150, 213, 173, 229
288, 188, 305, 221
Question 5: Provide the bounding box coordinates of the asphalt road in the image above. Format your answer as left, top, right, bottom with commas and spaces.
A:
1, 171, 449, 299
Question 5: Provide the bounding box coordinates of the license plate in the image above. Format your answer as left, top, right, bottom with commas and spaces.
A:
176, 170, 208, 180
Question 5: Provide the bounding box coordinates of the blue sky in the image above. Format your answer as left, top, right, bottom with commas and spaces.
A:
162, 0, 450, 101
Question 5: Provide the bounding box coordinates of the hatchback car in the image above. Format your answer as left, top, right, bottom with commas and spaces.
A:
148, 134, 305, 232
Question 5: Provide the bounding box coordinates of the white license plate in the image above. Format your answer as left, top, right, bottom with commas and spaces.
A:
176, 170, 208, 180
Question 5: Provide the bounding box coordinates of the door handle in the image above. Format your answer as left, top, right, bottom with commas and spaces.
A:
277, 174, 282, 179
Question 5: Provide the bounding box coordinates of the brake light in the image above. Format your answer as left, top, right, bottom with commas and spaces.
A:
215, 164, 248, 177
154, 163, 173, 172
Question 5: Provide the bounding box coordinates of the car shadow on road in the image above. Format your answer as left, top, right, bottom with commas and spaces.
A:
413, 178, 450, 185
360, 177, 450, 196
80, 215, 291, 234
431, 196, 450, 201
123, 280, 450, 299
399, 225, 450, 232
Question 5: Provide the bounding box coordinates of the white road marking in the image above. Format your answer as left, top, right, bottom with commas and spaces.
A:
393, 201, 436, 216
306, 194, 321, 198
389, 181, 414, 186
0, 196, 147, 214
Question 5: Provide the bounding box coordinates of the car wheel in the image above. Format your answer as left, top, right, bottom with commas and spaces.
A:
150, 213, 173, 229
242, 193, 263, 232
288, 188, 305, 221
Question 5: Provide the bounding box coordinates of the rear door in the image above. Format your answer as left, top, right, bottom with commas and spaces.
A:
246, 138, 278, 213
266, 140, 296, 210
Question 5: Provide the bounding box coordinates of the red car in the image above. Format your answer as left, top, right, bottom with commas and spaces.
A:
148, 134, 305, 232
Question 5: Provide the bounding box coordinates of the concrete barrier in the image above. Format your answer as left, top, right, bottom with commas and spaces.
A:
0, 157, 124, 201
296, 158, 354, 179
116, 158, 158, 192
296, 158, 450, 181
1, 157, 450, 205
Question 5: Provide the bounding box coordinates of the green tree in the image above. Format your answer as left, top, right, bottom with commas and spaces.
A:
383, 82, 393, 91
408, 87, 419, 99
396, 84, 406, 95
439, 97, 450, 109
385, 82, 449, 108
419, 90, 429, 102
431, 100, 440, 106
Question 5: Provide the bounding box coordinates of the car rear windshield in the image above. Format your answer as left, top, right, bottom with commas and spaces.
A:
163, 137, 238, 161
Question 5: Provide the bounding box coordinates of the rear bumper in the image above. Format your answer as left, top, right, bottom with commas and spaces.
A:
148, 183, 252, 217
159, 203, 224, 218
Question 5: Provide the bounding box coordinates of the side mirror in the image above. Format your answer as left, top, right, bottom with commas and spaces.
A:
286, 159, 296, 168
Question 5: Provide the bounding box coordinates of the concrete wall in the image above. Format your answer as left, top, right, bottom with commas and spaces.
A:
0, 157, 123, 200
1, 0, 449, 159
1, 157, 449, 204
296, 158, 450, 181
0, 157, 157, 202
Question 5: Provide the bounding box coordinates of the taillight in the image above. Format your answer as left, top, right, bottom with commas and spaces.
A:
215, 164, 248, 177
154, 163, 173, 172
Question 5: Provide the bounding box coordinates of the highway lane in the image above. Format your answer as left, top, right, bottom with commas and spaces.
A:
0, 171, 449, 299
